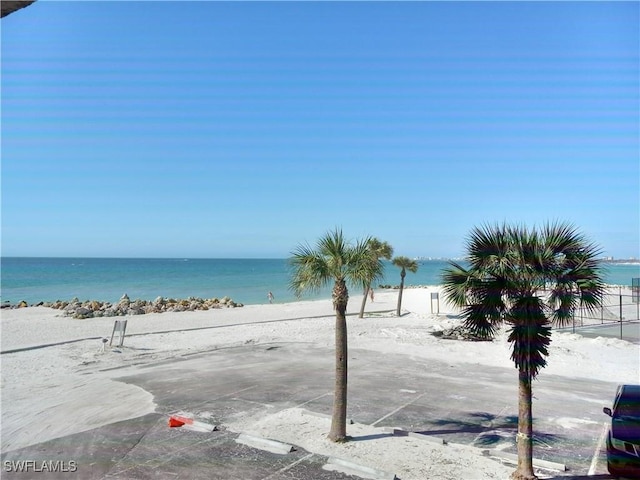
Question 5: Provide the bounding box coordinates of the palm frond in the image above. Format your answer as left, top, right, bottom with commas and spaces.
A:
368, 238, 394, 260
318, 228, 348, 274
542, 221, 585, 259
466, 223, 511, 272
289, 243, 331, 297
462, 303, 500, 339
507, 296, 551, 379
472, 276, 508, 316
508, 323, 551, 379
441, 262, 472, 308
346, 236, 384, 289
392, 256, 418, 273
546, 281, 580, 327
541, 223, 605, 324
290, 229, 390, 299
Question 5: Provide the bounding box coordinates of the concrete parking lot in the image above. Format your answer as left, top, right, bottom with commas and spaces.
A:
1, 340, 620, 479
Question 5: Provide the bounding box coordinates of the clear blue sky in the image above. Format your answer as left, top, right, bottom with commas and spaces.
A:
2, 1, 638, 259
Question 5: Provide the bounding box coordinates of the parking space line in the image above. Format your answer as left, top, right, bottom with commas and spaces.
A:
371, 393, 425, 427
111, 436, 215, 475
186, 384, 259, 412
232, 397, 275, 408
218, 385, 258, 398
295, 392, 330, 408
588, 421, 609, 475
261, 453, 315, 480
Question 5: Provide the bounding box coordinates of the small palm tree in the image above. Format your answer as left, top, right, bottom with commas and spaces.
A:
392, 256, 418, 316
290, 229, 383, 442
442, 222, 604, 480
359, 238, 394, 318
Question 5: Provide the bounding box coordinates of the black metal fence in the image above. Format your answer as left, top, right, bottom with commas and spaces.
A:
570, 285, 640, 327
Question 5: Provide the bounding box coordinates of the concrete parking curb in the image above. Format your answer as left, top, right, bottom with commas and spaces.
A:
386, 428, 566, 472
383, 427, 448, 445
235, 433, 294, 455
484, 449, 567, 472
324, 456, 397, 480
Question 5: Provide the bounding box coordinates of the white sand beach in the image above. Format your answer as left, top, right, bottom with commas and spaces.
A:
1, 287, 638, 479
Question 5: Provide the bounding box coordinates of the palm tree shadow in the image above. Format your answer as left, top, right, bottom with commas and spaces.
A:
415, 412, 565, 448
416, 412, 518, 436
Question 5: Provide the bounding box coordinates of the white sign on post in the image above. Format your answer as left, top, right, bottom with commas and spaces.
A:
430, 292, 440, 314
110, 320, 128, 347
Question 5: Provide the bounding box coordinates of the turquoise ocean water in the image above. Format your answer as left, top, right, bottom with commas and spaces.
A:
1, 257, 639, 306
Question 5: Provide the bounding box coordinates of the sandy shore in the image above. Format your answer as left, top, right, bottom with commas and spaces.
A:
1, 287, 638, 478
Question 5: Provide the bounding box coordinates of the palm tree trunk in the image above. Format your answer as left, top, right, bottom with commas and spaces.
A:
329, 279, 349, 442
512, 368, 537, 480
359, 284, 370, 318
396, 270, 405, 316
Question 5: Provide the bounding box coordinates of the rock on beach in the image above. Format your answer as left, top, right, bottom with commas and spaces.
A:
4, 294, 243, 319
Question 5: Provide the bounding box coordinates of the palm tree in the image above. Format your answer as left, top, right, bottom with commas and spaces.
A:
442, 222, 604, 480
359, 238, 394, 318
392, 256, 418, 316
289, 229, 383, 442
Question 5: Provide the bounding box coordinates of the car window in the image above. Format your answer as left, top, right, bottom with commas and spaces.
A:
616, 395, 640, 419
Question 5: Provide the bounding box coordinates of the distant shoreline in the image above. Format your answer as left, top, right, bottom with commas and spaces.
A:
2, 284, 635, 311
2, 258, 637, 306
1, 256, 639, 261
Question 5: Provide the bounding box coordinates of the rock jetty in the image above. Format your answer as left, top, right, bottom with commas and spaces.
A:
3, 294, 243, 319
431, 325, 492, 342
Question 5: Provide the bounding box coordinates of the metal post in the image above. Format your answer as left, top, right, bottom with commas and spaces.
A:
580, 305, 583, 327
620, 294, 623, 340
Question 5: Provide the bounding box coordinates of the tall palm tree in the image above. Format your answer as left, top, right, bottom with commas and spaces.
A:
359, 238, 394, 318
442, 222, 604, 480
289, 229, 383, 442
392, 256, 418, 316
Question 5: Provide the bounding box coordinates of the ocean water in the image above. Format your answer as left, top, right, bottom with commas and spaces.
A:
1, 257, 639, 306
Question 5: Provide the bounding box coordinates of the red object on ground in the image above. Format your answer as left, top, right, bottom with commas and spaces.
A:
171, 415, 194, 424
168, 414, 216, 432
168, 416, 186, 427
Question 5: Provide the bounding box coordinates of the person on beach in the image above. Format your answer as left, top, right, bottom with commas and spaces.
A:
369, 288, 374, 302
268, 291, 274, 304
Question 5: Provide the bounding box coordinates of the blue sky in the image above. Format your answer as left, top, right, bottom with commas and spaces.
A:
2, 1, 638, 258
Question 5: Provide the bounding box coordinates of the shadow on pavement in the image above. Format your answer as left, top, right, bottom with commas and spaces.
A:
416, 411, 518, 437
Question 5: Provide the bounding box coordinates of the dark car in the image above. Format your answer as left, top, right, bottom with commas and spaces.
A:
603, 384, 640, 478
